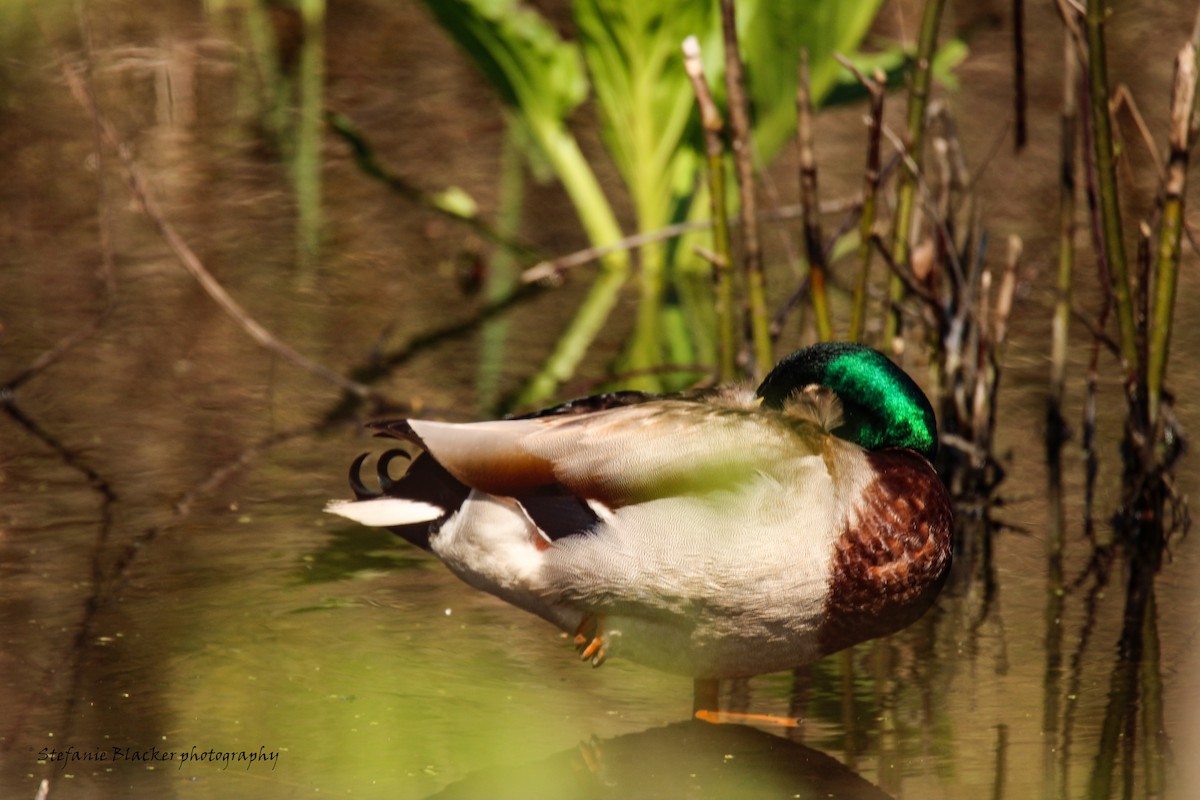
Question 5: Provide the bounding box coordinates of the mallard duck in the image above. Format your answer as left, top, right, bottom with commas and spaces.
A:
326, 342, 952, 683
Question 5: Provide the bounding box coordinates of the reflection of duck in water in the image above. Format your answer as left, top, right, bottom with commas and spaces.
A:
425, 720, 893, 799
328, 343, 952, 711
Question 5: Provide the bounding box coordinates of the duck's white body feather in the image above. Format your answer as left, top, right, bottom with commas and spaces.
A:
327, 387, 881, 678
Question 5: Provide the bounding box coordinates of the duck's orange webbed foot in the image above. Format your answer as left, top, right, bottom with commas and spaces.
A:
573, 613, 608, 667
692, 678, 801, 728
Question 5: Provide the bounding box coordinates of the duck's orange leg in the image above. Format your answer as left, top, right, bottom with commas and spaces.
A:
573, 613, 608, 667
692, 678, 801, 728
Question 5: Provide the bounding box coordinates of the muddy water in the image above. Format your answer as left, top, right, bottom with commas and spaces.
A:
1, 1, 1198, 798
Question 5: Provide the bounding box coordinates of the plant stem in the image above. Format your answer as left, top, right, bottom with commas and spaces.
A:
720, 0, 772, 377
797, 49, 832, 342
884, 0, 946, 345
1049, 29, 1078, 458
1140, 589, 1166, 798
1012, 0, 1028, 151
850, 66, 886, 343
1084, 0, 1138, 378
683, 36, 737, 382
515, 120, 630, 408
1147, 39, 1198, 426
294, 0, 325, 275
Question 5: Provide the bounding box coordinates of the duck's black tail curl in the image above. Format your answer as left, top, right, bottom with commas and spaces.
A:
345, 446, 470, 550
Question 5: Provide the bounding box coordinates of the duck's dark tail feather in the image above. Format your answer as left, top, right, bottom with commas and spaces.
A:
325, 448, 470, 550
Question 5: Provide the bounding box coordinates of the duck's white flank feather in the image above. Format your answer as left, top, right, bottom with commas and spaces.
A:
324, 497, 442, 527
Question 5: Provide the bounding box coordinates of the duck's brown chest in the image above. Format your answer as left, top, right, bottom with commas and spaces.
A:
817, 449, 954, 655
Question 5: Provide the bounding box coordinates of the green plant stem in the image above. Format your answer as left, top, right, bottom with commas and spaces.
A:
294, 0, 325, 274
683, 36, 736, 382
884, 0, 945, 344
720, 0, 772, 377
1147, 40, 1197, 426
242, 1, 289, 144
515, 121, 630, 408
1140, 590, 1166, 798
1084, 0, 1138, 379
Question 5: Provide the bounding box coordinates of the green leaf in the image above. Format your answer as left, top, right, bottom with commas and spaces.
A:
419, 0, 588, 126
739, 0, 887, 161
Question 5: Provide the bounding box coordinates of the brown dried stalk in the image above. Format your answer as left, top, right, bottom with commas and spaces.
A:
719, 0, 772, 376
796, 48, 832, 341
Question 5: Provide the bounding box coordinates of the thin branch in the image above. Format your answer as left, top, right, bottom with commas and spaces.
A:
1109, 85, 1166, 180
326, 110, 542, 261
519, 197, 860, 285
870, 232, 942, 310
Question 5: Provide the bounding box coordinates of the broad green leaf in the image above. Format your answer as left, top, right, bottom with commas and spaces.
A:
739, 0, 887, 161
419, 0, 587, 127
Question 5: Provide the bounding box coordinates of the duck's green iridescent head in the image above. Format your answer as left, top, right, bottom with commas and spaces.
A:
756, 343, 938, 461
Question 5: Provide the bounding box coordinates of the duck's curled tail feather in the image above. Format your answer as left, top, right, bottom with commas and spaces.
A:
325, 446, 469, 550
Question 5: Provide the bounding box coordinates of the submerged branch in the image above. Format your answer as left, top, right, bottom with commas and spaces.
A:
327, 110, 541, 261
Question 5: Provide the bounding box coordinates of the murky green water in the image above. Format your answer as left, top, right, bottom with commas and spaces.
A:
2, 1, 1198, 798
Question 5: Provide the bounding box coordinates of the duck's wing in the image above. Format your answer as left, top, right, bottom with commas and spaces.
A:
369, 387, 833, 510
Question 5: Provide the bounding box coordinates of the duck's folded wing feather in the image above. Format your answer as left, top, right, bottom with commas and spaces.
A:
379, 394, 829, 508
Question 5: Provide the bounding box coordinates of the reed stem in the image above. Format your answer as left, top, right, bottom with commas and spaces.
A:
796, 49, 832, 341
1084, 0, 1138, 378
719, 0, 773, 377
885, 0, 946, 345
1049, 29, 1078, 458
294, 0, 325, 275
850, 67, 886, 343
1147, 39, 1198, 426
682, 36, 737, 382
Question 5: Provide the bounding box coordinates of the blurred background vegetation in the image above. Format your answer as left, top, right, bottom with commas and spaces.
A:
1, 1, 1198, 798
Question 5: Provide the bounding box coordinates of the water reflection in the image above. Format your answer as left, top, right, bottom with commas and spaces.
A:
428, 721, 892, 800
